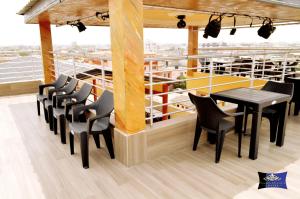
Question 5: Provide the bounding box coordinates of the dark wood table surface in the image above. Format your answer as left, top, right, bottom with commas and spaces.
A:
211, 88, 291, 160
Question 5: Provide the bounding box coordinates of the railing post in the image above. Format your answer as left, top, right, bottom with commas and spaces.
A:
262, 54, 266, 79
208, 58, 213, 94
101, 61, 105, 90
162, 84, 168, 121
150, 60, 153, 126
72, 56, 76, 78
281, 53, 288, 82
250, 55, 256, 88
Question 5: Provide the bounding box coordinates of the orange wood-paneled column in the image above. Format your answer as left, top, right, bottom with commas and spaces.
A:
187, 26, 199, 76
39, 19, 55, 83
109, 0, 145, 133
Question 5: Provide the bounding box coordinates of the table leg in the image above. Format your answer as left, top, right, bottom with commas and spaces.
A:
276, 102, 288, 146
294, 101, 300, 116
235, 104, 244, 134
249, 108, 262, 160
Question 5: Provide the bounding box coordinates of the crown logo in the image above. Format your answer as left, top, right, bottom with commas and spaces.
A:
264, 173, 281, 181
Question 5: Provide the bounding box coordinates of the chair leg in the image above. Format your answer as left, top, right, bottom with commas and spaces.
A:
215, 133, 221, 163
93, 134, 101, 148
69, 132, 74, 155
43, 108, 49, 123
37, 100, 40, 116
288, 102, 291, 116
48, 106, 54, 131
103, 129, 115, 159
215, 131, 225, 163
238, 130, 242, 158
80, 132, 89, 169
295, 102, 300, 116
53, 117, 58, 135
59, 115, 66, 144
193, 120, 202, 150
243, 110, 249, 135
269, 116, 278, 143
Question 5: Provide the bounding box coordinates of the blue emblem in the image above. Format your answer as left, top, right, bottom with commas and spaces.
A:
258, 172, 287, 189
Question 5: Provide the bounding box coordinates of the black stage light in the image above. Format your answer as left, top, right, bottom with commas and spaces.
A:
203, 15, 222, 39
258, 18, 276, 39
75, 21, 86, 32
177, 15, 186, 29
230, 16, 237, 35
96, 12, 109, 21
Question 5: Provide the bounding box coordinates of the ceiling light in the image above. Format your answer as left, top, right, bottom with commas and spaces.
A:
177, 15, 186, 29
96, 12, 109, 21
203, 15, 222, 39
230, 16, 237, 35
258, 18, 276, 39
75, 21, 86, 32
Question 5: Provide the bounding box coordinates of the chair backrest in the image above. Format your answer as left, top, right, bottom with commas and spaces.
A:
188, 93, 228, 130
54, 74, 68, 89
61, 78, 78, 94
285, 77, 300, 100
94, 90, 114, 116
74, 83, 93, 102
262, 81, 294, 97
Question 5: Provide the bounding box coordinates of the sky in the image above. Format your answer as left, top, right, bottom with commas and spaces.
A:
1, 1, 300, 46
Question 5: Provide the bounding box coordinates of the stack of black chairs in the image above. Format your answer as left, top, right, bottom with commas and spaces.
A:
37, 75, 115, 169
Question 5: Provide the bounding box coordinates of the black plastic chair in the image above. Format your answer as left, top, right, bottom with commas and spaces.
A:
285, 77, 300, 116
188, 93, 244, 163
69, 90, 114, 168
37, 74, 68, 121
243, 81, 294, 142
53, 83, 93, 144
45, 78, 78, 130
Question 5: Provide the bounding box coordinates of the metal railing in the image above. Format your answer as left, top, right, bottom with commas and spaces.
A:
53, 51, 113, 102
51, 47, 300, 127
0, 50, 42, 83
145, 47, 300, 126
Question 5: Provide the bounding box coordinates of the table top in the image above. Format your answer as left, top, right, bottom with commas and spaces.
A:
211, 88, 290, 107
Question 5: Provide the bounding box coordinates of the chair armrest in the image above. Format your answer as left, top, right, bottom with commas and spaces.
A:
87, 113, 111, 134
56, 94, 74, 107
225, 112, 244, 117
48, 88, 65, 100
39, 83, 55, 95
65, 101, 85, 117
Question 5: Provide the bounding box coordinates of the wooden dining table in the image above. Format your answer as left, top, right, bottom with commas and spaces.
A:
211, 88, 291, 160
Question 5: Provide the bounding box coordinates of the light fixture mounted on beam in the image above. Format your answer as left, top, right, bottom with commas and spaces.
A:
67, 21, 86, 32
96, 11, 109, 21
230, 16, 237, 35
203, 15, 222, 39
177, 15, 186, 29
258, 18, 276, 39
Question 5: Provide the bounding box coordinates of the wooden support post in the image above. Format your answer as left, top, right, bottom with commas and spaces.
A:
109, 0, 145, 134
39, 18, 55, 83
187, 26, 199, 77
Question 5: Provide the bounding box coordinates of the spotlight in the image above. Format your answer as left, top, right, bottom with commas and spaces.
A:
177, 15, 186, 29
75, 21, 86, 32
96, 11, 109, 21
230, 16, 236, 35
258, 18, 276, 39
203, 15, 222, 39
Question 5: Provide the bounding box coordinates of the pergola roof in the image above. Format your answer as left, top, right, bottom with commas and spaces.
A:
19, 0, 300, 28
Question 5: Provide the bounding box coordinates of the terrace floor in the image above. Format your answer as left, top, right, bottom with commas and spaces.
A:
1, 94, 300, 199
